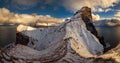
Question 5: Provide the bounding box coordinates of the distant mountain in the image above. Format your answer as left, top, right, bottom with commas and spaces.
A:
93, 19, 120, 26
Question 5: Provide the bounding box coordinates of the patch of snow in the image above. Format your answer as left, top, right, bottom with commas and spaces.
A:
65, 17, 103, 57
17, 14, 103, 58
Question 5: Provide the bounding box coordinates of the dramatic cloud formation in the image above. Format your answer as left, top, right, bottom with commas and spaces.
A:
0, 8, 14, 23
12, 0, 40, 6
10, 0, 58, 10
114, 10, 120, 17
63, 0, 119, 12
0, 8, 64, 26
11, 0, 41, 10
92, 14, 100, 21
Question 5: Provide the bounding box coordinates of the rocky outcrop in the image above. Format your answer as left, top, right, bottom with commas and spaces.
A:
75, 7, 97, 36
0, 7, 120, 63
75, 6, 106, 47
16, 33, 29, 45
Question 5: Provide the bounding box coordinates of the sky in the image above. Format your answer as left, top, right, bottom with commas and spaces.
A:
0, 0, 120, 19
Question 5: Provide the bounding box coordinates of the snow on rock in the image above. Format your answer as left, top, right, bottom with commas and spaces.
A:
16, 7, 103, 57
17, 24, 36, 32
17, 23, 66, 51
0, 7, 110, 63
16, 17, 104, 57
65, 18, 103, 57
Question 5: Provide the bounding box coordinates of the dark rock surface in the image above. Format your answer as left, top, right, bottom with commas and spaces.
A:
16, 32, 29, 45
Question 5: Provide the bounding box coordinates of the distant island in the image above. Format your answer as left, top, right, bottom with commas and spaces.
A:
93, 19, 120, 27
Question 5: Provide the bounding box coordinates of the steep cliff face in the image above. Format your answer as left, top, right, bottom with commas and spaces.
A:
76, 7, 97, 36
15, 9, 104, 57
75, 7, 106, 47
0, 7, 120, 63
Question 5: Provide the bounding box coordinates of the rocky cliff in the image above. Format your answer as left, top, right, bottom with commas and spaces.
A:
0, 7, 120, 63
75, 7, 106, 47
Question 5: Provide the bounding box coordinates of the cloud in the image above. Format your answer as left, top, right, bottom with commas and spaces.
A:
12, 0, 40, 6
11, 0, 41, 10
0, 8, 36, 25
114, 10, 120, 17
105, 8, 113, 12
0, 8, 14, 23
44, 0, 55, 4
0, 8, 64, 25
97, 8, 104, 12
63, 0, 119, 12
92, 14, 100, 21
97, 8, 113, 12
0, 8, 10, 14
10, 0, 60, 10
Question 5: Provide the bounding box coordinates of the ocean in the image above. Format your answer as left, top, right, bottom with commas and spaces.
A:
0, 25, 16, 47
96, 26, 120, 49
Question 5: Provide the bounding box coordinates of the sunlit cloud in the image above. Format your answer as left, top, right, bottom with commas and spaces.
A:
97, 8, 104, 12
11, 0, 41, 10
12, 0, 40, 6
63, 0, 119, 12
0, 8, 64, 25
92, 14, 100, 21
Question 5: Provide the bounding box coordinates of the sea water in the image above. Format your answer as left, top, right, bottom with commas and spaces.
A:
0, 25, 16, 47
